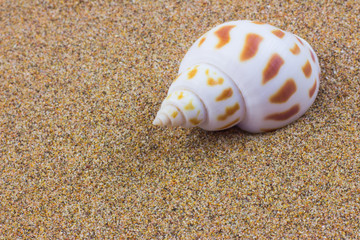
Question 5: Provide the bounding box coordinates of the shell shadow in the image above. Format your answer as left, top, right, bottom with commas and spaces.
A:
184, 126, 273, 153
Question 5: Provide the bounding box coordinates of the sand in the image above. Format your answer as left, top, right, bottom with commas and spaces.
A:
1, 0, 359, 238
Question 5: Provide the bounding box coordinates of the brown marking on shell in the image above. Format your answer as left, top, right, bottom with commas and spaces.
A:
262, 53, 285, 84
214, 25, 236, 49
217, 118, 241, 130
309, 79, 317, 98
184, 100, 195, 110
187, 66, 198, 79
217, 103, 240, 121
177, 92, 184, 100
272, 29, 285, 38
290, 43, 300, 55
265, 104, 300, 121
310, 49, 316, 62
171, 111, 178, 118
207, 77, 224, 86
198, 37, 206, 47
296, 36, 304, 45
240, 33, 264, 61
302, 60, 312, 78
216, 88, 233, 101
269, 78, 297, 103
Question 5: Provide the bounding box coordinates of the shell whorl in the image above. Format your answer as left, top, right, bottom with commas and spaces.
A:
154, 64, 246, 131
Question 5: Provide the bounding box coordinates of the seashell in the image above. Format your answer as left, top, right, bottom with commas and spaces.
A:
153, 20, 320, 133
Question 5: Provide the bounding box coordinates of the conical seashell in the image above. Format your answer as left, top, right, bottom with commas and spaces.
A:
154, 20, 320, 133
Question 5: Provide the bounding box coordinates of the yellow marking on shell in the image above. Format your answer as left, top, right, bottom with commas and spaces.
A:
216, 88, 233, 101
217, 118, 240, 130
187, 66, 198, 79
217, 103, 240, 121
207, 77, 224, 86
173, 74, 181, 82
302, 60, 312, 78
177, 92, 184, 100
190, 110, 202, 125
171, 111, 178, 118
184, 100, 195, 110
166, 93, 172, 100
290, 43, 300, 55
189, 118, 201, 125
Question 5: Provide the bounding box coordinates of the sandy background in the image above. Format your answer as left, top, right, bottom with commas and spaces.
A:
1, 0, 359, 238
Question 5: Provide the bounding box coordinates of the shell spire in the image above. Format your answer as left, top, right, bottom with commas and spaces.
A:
153, 90, 205, 128
153, 64, 246, 131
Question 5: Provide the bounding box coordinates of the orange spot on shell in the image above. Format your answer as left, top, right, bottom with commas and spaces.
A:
216, 88, 233, 101
302, 60, 312, 78
198, 37, 206, 47
187, 67, 198, 79
290, 43, 300, 55
214, 25, 236, 49
265, 104, 300, 121
217, 118, 241, 130
310, 49, 316, 62
262, 54, 285, 84
309, 79, 317, 98
207, 77, 224, 86
252, 21, 266, 25
269, 78, 297, 103
217, 103, 240, 121
272, 29, 285, 38
184, 100, 195, 110
296, 36, 304, 45
240, 33, 264, 61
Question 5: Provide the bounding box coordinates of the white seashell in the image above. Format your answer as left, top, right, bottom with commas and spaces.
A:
153, 20, 320, 133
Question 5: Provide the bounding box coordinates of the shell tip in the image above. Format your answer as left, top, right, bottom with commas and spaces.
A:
153, 113, 171, 127
153, 117, 163, 126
